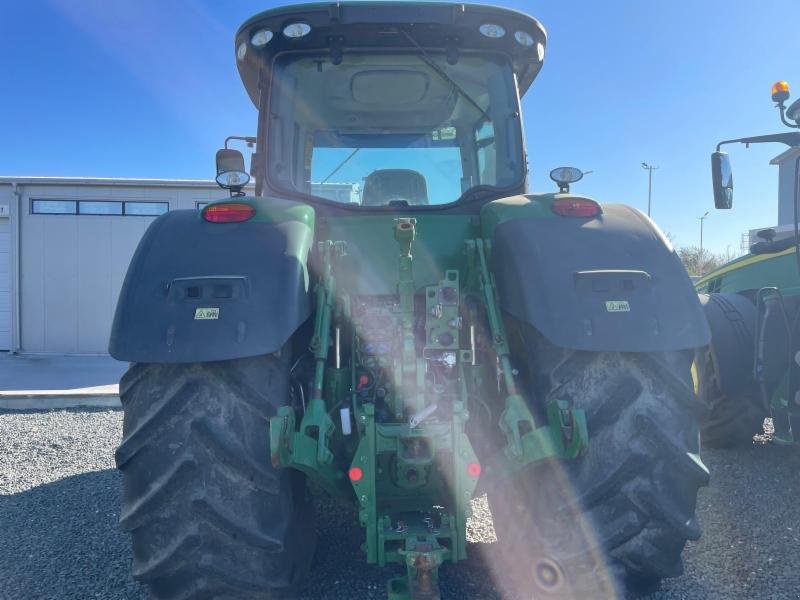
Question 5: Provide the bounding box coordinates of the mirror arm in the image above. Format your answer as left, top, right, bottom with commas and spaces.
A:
777, 103, 800, 129
716, 132, 800, 151
224, 135, 258, 149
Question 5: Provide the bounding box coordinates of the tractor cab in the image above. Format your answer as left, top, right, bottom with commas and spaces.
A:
227, 2, 546, 208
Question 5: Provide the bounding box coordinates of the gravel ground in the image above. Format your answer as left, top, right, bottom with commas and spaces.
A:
1, 408, 799, 600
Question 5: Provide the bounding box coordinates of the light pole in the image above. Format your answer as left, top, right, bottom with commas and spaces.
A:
699, 211, 709, 257
641, 162, 658, 217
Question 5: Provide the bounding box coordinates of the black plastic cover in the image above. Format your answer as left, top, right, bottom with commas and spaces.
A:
699, 293, 756, 395
754, 292, 800, 391
492, 204, 710, 352
109, 210, 312, 363
750, 233, 798, 255
236, 2, 547, 106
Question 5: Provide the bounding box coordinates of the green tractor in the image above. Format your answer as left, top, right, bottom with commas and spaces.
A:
110, 3, 711, 598
695, 80, 800, 448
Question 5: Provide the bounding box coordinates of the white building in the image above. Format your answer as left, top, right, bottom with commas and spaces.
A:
774, 146, 800, 227
746, 146, 800, 246
0, 177, 238, 355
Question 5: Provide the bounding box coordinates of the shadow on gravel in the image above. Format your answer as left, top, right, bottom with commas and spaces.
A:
0, 469, 500, 600
0, 469, 145, 600
3, 443, 799, 600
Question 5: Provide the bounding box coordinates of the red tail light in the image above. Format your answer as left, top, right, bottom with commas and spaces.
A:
349, 467, 364, 482
467, 462, 481, 478
203, 203, 255, 223
551, 197, 601, 218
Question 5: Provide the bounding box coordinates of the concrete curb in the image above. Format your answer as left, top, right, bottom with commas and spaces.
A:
0, 395, 121, 410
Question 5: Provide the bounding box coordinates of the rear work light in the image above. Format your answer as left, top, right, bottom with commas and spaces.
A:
551, 197, 601, 218
283, 22, 311, 38
479, 23, 506, 38
203, 203, 255, 223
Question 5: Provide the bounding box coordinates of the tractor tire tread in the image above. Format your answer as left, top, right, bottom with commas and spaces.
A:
696, 346, 764, 447
116, 356, 315, 600
487, 334, 708, 598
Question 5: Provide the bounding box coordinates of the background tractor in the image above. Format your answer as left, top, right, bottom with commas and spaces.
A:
696, 80, 800, 447
111, 3, 710, 598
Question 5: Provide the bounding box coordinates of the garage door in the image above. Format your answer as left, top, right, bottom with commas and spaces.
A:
16, 184, 229, 355
20, 196, 169, 354
0, 214, 10, 350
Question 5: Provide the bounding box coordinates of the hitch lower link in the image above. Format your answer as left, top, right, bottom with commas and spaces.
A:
269, 240, 350, 495
470, 238, 589, 471
499, 395, 589, 470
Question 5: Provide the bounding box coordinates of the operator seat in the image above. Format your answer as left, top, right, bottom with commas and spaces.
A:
362, 169, 428, 206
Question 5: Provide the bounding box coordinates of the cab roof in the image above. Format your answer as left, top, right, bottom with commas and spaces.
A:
235, 2, 546, 107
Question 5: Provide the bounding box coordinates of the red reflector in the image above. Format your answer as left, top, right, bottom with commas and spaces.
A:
203, 203, 255, 223
551, 197, 601, 218
467, 462, 481, 478
349, 467, 363, 482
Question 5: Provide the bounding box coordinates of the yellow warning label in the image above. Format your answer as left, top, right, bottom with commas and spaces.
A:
194, 307, 220, 320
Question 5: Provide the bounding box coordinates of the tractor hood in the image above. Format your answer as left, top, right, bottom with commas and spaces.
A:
235, 2, 546, 107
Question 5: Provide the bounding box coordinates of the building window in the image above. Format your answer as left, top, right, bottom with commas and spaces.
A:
79, 201, 123, 215
31, 200, 77, 214
31, 199, 169, 216
124, 201, 169, 216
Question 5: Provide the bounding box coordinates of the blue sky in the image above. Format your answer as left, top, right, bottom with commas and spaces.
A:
1, 0, 798, 254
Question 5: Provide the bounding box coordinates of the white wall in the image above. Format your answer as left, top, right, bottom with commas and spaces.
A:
776, 147, 800, 227
0, 192, 10, 350
11, 180, 230, 354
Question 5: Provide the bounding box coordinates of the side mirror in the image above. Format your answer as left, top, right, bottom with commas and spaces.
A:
711, 151, 733, 209
215, 149, 250, 193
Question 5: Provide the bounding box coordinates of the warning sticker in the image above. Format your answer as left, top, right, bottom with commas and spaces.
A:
194, 307, 220, 320
605, 300, 630, 313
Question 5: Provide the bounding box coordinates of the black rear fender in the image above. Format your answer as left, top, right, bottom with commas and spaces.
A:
109, 207, 314, 363
487, 201, 710, 352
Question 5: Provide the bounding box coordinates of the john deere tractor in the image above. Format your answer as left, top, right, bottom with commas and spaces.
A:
110, 3, 711, 598
695, 80, 800, 447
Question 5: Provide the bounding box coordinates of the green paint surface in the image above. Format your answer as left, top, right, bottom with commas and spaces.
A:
695, 249, 800, 297
322, 215, 478, 294
480, 193, 559, 238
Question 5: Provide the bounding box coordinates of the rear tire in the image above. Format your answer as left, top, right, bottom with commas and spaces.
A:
695, 345, 764, 448
695, 292, 764, 447
486, 331, 709, 598
115, 352, 315, 600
